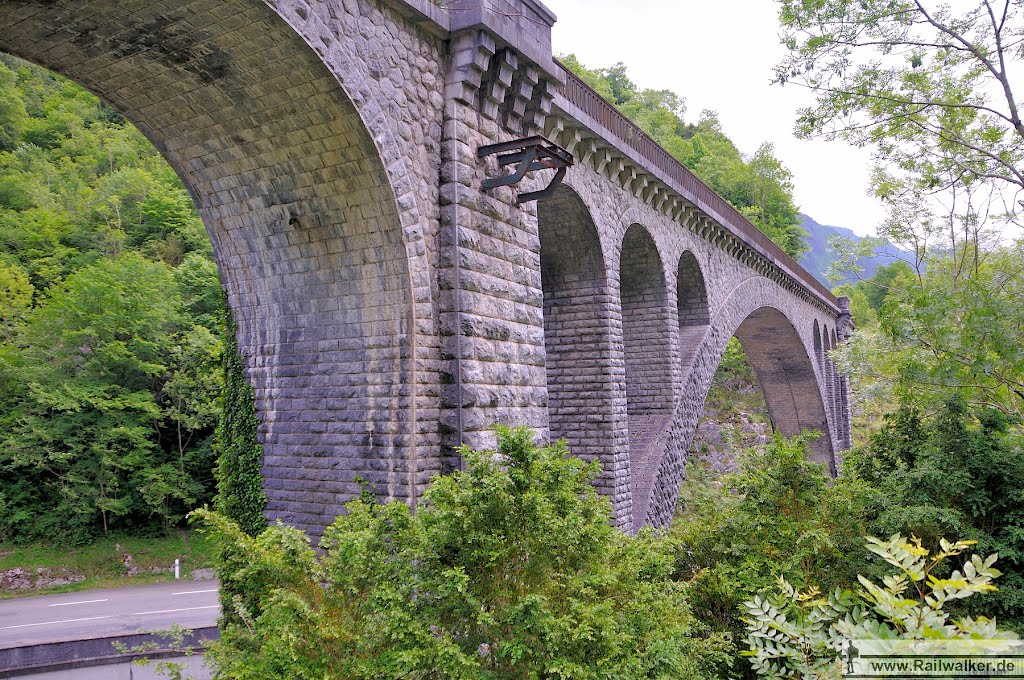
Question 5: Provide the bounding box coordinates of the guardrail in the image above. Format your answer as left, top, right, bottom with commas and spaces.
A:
556, 62, 839, 308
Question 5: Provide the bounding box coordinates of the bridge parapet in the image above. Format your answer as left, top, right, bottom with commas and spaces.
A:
549, 67, 840, 315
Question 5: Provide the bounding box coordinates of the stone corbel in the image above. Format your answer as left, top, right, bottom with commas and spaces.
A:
641, 181, 660, 205
481, 47, 516, 120
503, 62, 538, 133
544, 114, 565, 145
606, 156, 625, 184
577, 137, 597, 166
523, 79, 552, 135
446, 30, 495, 105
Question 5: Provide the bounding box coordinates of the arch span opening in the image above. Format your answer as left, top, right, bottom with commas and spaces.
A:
676, 250, 710, 372
538, 186, 629, 523
618, 224, 674, 522
734, 307, 835, 472
0, 0, 419, 537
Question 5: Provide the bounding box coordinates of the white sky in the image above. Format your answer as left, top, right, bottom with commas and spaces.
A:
546, 0, 888, 236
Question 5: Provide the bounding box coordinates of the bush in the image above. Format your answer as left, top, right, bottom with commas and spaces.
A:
672, 433, 878, 677
844, 396, 1024, 627
194, 427, 730, 679
742, 535, 1016, 679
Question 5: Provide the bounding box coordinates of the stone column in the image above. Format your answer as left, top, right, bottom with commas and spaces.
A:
437, 0, 561, 466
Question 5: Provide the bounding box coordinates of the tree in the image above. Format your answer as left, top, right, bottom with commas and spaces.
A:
672, 434, 877, 679
776, 0, 1023, 250
842, 396, 1024, 624
0, 60, 27, 152
195, 427, 730, 679
833, 245, 1024, 416
0, 56, 231, 542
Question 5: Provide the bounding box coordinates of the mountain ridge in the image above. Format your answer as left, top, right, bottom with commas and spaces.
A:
797, 213, 912, 286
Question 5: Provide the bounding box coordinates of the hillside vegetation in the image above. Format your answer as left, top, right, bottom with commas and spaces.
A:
0, 55, 224, 543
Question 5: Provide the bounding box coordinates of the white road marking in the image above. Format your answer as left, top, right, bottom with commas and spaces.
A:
131, 605, 219, 616
172, 589, 218, 596
47, 598, 109, 607
0, 615, 112, 630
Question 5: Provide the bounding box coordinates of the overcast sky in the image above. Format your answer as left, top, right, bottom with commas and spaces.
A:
545, 0, 887, 236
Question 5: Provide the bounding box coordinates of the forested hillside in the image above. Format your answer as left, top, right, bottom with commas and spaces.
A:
0, 55, 224, 543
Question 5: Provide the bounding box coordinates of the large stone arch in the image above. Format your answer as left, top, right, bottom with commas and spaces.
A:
639, 277, 837, 528
616, 223, 675, 528
0, 0, 440, 536
537, 185, 630, 525
735, 308, 834, 472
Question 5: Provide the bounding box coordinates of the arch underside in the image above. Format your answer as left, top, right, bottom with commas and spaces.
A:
0, 0, 420, 535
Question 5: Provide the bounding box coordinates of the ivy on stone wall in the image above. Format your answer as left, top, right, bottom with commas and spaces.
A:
213, 303, 267, 537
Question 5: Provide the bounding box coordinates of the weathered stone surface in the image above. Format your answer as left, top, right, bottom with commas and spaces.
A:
0, 0, 852, 537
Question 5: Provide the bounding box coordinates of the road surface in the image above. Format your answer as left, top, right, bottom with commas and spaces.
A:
0, 580, 219, 648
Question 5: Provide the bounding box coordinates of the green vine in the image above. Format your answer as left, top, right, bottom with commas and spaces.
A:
213, 300, 267, 537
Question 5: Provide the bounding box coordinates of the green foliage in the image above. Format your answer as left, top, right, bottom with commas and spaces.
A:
776, 0, 1023, 244
834, 245, 1024, 418
0, 56, 231, 542
194, 427, 730, 679
560, 56, 807, 258
213, 306, 266, 538
673, 434, 878, 678
0, 60, 27, 152
844, 396, 1024, 625
742, 535, 1015, 679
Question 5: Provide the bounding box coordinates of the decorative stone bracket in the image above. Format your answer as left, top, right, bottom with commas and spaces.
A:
446, 29, 555, 135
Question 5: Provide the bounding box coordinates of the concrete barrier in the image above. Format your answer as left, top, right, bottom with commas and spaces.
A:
0, 628, 218, 678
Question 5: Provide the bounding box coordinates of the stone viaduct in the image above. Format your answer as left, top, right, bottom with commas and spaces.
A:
0, 0, 854, 534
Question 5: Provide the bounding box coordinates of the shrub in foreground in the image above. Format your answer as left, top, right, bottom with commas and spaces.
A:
194, 427, 729, 679
743, 535, 1017, 679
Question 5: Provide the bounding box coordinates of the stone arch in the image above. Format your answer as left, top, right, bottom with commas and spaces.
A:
617, 224, 675, 526
637, 277, 838, 528
735, 308, 835, 473
0, 0, 435, 537
676, 250, 711, 373
538, 185, 630, 524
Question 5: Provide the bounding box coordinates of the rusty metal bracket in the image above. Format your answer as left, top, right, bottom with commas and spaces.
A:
477, 135, 573, 204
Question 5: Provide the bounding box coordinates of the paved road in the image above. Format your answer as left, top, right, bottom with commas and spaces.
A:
0, 580, 219, 648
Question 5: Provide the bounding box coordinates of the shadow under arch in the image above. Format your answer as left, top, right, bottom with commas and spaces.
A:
537, 185, 631, 525
734, 307, 835, 474
0, 0, 423, 537
618, 223, 675, 528
676, 250, 710, 374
